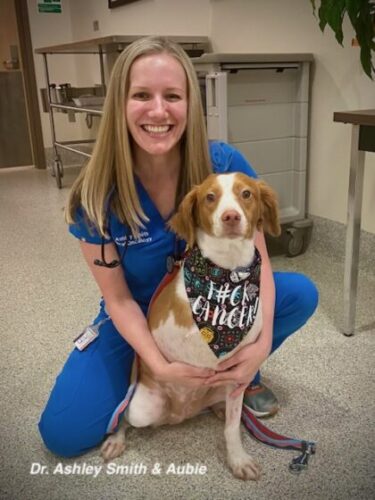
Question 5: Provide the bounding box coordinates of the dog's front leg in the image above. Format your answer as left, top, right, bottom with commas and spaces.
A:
225, 386, 261, 480
101, 418, 128, 462
100, 380, 166, 462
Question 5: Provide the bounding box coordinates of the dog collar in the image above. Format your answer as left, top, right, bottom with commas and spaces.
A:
183, 245, 261, 358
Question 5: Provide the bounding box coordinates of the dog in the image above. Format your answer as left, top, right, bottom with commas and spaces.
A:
101, 172, 281, 480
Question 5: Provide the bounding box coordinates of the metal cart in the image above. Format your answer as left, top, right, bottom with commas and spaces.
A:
192, 53, 314, 256
35, 35, 211, 189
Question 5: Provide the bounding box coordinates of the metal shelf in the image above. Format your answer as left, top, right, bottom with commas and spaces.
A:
50, 103, 103, 116
53, 139, 96, 158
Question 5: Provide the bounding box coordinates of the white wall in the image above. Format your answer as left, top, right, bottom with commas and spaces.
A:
28, 0, 375, 233
69, 0, 210, 39
67, 0, 211, 122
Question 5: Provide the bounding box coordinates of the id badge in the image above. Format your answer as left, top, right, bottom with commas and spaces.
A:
73, 325, 99, 351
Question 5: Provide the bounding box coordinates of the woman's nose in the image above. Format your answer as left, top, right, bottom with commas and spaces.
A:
148, 96, 168, 118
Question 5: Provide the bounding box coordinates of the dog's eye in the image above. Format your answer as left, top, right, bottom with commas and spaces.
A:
206, 193, 216, 202
242, 190, 252, 199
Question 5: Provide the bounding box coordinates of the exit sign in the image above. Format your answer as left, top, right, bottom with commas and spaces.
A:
38, 0, 62, 14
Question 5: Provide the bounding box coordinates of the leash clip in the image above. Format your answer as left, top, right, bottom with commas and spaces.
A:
289, 442, 316, 474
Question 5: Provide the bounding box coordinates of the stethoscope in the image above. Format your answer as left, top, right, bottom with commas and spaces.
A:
93, 187, 129, 269
94, 234, 129, 268
93, 217, 181, 272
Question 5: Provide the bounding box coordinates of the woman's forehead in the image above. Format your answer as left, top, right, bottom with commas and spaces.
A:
129, 53, 187, 89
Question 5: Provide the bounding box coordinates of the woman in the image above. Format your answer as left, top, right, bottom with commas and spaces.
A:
39, 36, 318, 457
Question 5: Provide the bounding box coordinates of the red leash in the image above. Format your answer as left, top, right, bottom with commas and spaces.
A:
241, 405, 316, 473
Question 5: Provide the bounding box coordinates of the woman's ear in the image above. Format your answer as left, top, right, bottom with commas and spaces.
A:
168, 187, 198, 247
257, 181, 281, 237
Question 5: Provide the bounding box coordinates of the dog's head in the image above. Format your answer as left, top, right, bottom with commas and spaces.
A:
169, 173, 281, 246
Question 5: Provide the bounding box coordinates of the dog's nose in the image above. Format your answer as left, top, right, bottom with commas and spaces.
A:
221, 210, 241, 225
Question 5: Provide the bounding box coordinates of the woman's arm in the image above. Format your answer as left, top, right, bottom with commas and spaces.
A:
80, 241, 215, 384
203, 230, 275, 396
252, 228, 275, 357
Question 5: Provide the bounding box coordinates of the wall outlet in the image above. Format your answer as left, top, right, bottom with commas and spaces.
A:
93, 20, 99, 32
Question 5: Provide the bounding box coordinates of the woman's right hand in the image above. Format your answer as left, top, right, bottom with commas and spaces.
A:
153, 361, 216, 387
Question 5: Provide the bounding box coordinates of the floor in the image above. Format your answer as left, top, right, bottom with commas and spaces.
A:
0, 166, 374, 500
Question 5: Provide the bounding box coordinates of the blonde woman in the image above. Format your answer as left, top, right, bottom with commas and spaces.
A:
38, 36, 318, 457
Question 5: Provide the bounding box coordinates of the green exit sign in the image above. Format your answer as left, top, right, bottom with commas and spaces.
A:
38, 1, 62, 13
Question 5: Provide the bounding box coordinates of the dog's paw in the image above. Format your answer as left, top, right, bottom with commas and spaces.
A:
100, 432, 126, 462
211, 402, 225, 421
227, 451, 262, 481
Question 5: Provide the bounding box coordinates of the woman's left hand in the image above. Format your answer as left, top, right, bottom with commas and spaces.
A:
204, 341, 271, 398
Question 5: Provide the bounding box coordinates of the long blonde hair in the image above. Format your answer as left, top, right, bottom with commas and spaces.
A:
65, 36, 212, 238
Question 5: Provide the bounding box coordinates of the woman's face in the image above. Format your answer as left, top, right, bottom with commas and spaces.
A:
126, 53, 188, 162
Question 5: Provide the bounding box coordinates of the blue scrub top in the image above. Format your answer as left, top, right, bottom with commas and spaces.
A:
69, 141, 258, 316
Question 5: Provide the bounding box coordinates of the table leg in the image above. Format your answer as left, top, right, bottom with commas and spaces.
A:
343, 125, 365, 335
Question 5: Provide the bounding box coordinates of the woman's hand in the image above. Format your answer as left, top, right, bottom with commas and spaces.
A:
153, 360, 216, 387
203, 341, 271, 398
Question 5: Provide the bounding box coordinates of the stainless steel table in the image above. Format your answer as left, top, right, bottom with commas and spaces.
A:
333, 109, 375, 336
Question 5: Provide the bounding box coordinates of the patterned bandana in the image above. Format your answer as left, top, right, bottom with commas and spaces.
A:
183, 245, 261, 358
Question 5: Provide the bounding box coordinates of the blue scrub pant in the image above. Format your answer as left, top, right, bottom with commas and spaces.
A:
38, 272, 318, 457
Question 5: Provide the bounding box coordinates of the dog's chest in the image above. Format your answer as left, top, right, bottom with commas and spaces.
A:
151, 247, 263, 368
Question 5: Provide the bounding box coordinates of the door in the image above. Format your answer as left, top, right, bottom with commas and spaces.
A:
0, 0, 33, 168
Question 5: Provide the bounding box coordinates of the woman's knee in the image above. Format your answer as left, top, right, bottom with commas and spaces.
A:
38, 416, 80, 458
296, 274, 319, 319
38, 320, 134, 457
271, 273, 318, 352
274, 272, 319, 326
274, 273, 319, 316
38, 405, 105, 458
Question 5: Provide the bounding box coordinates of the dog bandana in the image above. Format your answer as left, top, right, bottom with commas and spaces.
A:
183, 245, 261, 358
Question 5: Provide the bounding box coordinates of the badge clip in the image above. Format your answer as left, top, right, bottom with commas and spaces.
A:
73, 326, 99, 351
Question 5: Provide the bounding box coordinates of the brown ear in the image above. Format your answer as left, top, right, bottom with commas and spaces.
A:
257, 181, 281, 237
168, 187, 198, 246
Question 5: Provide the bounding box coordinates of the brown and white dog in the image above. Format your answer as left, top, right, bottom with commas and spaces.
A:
101, 172, 281, 480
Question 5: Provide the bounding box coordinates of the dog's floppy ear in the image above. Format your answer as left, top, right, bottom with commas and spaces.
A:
168, 187, 198, 247
257, 181, 281, 237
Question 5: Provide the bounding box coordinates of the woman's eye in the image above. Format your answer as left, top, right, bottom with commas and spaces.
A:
166, 93, 181, 101
133, 92, 150, 100
242, 190, 251, 199
206, 193, 216, 202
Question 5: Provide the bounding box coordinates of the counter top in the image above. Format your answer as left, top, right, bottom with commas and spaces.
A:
191, 53, 314, 64
35, 35, 211, 55
333, 109, 375, 127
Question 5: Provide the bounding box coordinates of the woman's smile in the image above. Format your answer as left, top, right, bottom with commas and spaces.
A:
141, 124, 174, 135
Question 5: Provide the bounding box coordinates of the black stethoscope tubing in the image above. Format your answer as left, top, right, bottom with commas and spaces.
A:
94, 233, 129, 269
